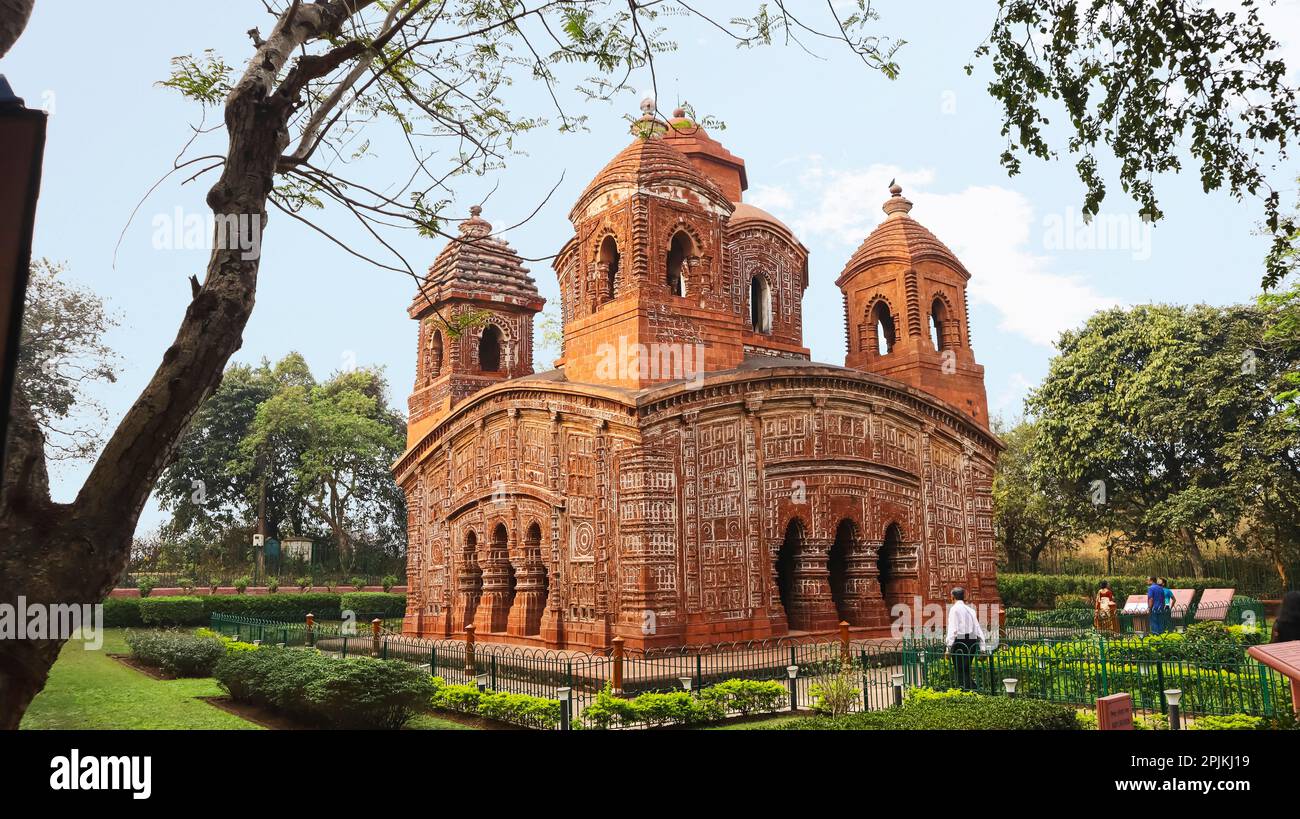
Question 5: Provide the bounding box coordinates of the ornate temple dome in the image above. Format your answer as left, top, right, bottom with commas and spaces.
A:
412, 206, 541, 311
837, 183, 969, 285
569, 133, 733, 221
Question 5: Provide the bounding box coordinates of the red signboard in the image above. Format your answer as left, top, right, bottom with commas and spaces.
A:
1097, 692, 1134, 730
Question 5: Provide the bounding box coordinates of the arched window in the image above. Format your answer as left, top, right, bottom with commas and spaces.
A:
598, 235, 620, 302
930, 297, 949, 351
429, 330, 444, 380
478, 324, 503, 373
666, 231, 691, 296
870, 301, 895, 355
749, 275, 772, 334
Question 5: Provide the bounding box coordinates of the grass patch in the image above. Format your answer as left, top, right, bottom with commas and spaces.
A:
21, 628, 473, 730
22, 629, 259, 730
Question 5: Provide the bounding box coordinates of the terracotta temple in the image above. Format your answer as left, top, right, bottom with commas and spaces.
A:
394, 101, 1002, 650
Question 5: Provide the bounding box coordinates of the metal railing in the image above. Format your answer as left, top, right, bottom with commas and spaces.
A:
206, 614, 1294, 728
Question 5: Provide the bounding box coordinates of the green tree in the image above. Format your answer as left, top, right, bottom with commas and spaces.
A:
1027, 303, 1292, 576
992, 417, 1085, 571
974, 0, 1300, 287
241, 368, 406, 572
157, 353, 314, 548
14, 260, 120, 461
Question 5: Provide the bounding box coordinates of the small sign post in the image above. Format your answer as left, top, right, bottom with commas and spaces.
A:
1097, 692, 1134, 730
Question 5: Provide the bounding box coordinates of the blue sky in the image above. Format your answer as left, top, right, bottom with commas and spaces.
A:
5, 0, 1299, 534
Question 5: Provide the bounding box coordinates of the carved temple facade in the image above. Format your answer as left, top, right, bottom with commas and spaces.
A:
394, 103, 1002, 650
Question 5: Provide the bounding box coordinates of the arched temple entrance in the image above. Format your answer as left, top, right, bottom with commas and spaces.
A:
878, 522, 905, 610
775, 519, 800, 624
773, 518, 839, 633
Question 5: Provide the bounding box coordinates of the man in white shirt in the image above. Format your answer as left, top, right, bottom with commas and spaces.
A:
944, 587, 987, 691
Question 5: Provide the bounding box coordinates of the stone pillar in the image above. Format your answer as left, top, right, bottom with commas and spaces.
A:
473, 534, 513, 634
788, 537, 839, 633
506, 538, 547, 636
837, 542, 887, 628
451, 548, 482, 634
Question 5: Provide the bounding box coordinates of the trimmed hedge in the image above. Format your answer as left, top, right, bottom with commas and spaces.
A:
779, 689, 1080, 730
103, 597, 144, 627
125, 629, 226, 677
339, 592, 406, 618
579, 679, 788, 729
432, 683, 562, 729
139, 596, 205, 626
213, 646, 435, 729
997, 574, 1235, 609
95, 592, 409, 628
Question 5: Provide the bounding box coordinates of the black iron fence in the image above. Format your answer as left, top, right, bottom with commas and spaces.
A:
207, 614, 1295, 729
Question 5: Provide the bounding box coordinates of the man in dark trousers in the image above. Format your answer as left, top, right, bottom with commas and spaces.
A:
944, 587, 987, 691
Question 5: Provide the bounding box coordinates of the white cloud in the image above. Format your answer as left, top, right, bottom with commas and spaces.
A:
751, 158, 1120, 346
991, 371, 1035, 420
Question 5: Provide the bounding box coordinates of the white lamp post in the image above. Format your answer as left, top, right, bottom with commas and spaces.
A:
1164, 688, 1182, 730
786, 665, 799, 712
1003, 677, 1019, 698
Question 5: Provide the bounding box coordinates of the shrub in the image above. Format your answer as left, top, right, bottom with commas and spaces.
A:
1054, 594, 1089, 610
195, 627, 261, 655
266, 577, 279, 594
1076, 710, 1099, 730
177, 577, 195, 592
780, 692, 1080, 730
579, 684, 640, 729
296, 576, 312, 592
102, 597, 142, 627
340, 592, 407, 619
699, 679, 787, 716
631, 692, 703, 726
126, 629, 226, 677
304, 656, 437, 729
808, 651, 862, 716
349, 577, 367, 591
476, 691, 563, 729
208, 578, 220, 593
136, 577, 157, 598
234, 576, 250, 594
382, 575, 398, 593
1135, 713, 1169, 730
215, 646, 434, 728
139, 596, 206, 626
1191, 713, 1264, 731
433, 684, 483, 714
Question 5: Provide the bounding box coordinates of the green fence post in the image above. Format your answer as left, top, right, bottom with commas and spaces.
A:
1259, 664, 1273, 717
1099, 637, 1109, 697
695, 654, 703, 692
861, 649, 869, 710
491, 655, 498, 691
341, 635, 348, 658
1156, 661, 1167, 712
430, 645, 437, 676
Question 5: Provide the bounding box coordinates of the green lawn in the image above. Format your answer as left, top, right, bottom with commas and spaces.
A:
21, 629, 259, 730
21, 628, 473, 730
